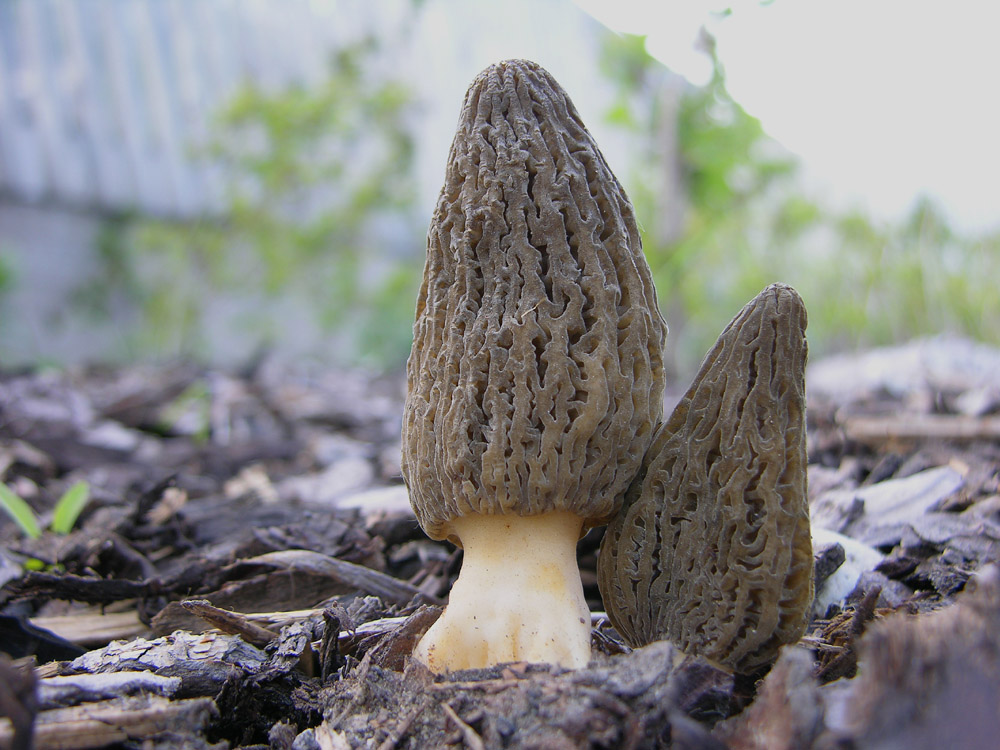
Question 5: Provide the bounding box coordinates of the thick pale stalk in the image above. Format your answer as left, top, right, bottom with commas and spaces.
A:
413, 511, 591, 672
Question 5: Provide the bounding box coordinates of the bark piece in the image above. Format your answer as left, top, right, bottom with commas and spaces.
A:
179, 599, 279, 648
842, 413, 1000, 445
0, 695, 217, 750
713, 647, 826, 750
231, 550, 439, 606
70, 631, 268, 675
37, 672, 181, 709
829, 565, 1000, 749
811, 465, 965, 539
598, 284, 813, 673
0, 655, 36, 750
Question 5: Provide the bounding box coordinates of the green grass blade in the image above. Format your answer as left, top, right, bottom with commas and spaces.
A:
50, 481, 91, 535
0, 483, 42, 539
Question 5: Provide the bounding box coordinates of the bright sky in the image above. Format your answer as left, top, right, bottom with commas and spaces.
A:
573, 0, 1000, 233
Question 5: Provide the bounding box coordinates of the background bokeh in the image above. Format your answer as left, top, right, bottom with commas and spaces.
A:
1, 0, 997, 380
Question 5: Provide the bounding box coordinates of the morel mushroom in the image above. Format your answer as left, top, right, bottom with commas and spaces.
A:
598, 283, 813, 673
402, 60, 667, 672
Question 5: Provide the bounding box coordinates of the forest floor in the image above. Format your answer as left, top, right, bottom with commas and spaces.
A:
2, 336, 1000, 749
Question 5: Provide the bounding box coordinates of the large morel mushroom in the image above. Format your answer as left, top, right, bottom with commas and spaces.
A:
598, 283, 813, 674
402, 60, 667, 672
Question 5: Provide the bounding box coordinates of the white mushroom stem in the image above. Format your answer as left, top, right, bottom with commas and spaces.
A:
412, 510, 592, 673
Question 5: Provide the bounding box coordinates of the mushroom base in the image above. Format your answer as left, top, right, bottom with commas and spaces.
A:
413, 510, 592, 673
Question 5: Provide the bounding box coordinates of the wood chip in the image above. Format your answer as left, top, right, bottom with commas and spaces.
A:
843, 413, 1000, 445
179, 599, 279, 648
0, 696, 217, 750
237, 550, 442, 607
29, 611, 147, 648
441, 702, 486, 750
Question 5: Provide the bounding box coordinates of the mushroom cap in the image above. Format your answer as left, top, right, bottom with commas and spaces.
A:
598, 283, 813, 673
402, 60, 667, 541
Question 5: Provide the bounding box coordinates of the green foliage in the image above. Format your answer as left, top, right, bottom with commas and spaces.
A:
0, 481, 91, 538
809, 199, 1000, 351
0, 251, 13, 298
0, 484, 42, 539
600, 31, 1000, 377
50, 481, 91, 536
600, 32, 799, 371
78, 38, 421, 368
0, 251, 14, 335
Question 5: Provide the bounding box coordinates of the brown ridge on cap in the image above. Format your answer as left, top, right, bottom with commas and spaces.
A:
402, 59, 667, 542
598, 283, 813, 673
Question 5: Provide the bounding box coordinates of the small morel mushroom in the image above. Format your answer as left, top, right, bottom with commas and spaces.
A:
402, 60, 667, 672
598, 283, 813, 674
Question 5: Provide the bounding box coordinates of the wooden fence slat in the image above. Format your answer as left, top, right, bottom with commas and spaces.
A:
0, 0, 401, 216
4, 1, 48, 200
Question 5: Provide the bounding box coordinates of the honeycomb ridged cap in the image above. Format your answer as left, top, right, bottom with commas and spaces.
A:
402, 60, 667, 541
599, 283, 813, 673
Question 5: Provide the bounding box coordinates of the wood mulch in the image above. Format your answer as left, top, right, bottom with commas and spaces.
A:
1, 337, 999, 749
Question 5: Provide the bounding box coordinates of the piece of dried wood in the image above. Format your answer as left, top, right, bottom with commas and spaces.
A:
29, 611, 147, 648
37, 672, 181, 709
6, 573, 150, 606
842, 413, 1000, 445
179, 599, 279, 648
714, 648, 825, 750
0, 656, 36, 750
70, 631, 267, 675
441, 702, 486, 750
811, 465, 965, 538
375, 695, 431, 750
0, 696, 217, 750
828, 565, 1000, 748
234, 550, 441, 607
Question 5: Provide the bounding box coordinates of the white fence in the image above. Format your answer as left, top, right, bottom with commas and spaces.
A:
0, 0, 411, 217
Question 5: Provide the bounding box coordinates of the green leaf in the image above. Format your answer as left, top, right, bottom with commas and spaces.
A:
50, 481, 90, 535
0, 483, 42, 539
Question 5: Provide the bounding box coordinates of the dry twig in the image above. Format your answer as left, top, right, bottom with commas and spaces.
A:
441, 702, 485, 750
